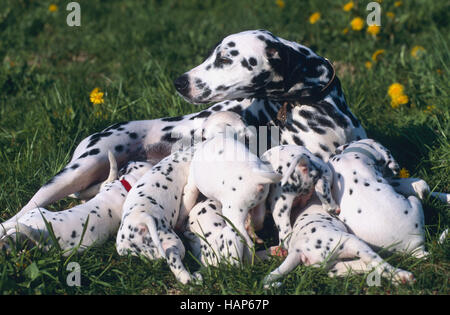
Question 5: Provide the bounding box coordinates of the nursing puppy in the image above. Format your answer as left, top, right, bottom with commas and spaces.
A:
261, 145, 338, 249
0, 152, 153, 254
184, 199, 244, 266
329, 139, 427, 257
263, 195, 415, 288
186, 123, 282, 259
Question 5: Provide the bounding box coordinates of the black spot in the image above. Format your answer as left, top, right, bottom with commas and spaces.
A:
89, 148, 100, 156
249, 57, 257, 66
71, 164, 80, 170
115, 145, 124, 152
230, 50, 239, 56
129, 132, 138, 139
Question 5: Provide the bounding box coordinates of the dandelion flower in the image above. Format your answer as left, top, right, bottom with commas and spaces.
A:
390, 94, 409, 109
398, 168, 410, 178
342, 2, 354, 12
342, 28, 349, 35
411, 46, 425, 59
365, 61, 373, 69
424, 105, 436, 113
350, 17, 364, 31
275, 0, 286, 9
386, 12, 395, 19
367, 25, 380, 36
371, 49, 385, 61
90, 87, 105, 105
388, 83, 405, 98
48, 4, 58, 12
309, 12, 321, 24
394, 1, 403, 7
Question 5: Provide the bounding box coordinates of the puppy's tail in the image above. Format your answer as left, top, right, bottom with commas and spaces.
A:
252, 169, 282, 184
142, 213, 167, 260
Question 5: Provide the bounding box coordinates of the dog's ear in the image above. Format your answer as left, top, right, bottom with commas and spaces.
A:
265, 40, 332, 99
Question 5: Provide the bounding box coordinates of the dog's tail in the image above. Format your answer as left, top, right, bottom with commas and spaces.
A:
252, 169, 282, 184
142, 213, 167, 260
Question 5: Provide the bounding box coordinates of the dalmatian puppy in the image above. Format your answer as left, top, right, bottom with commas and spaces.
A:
263, 195, 415, 288
116, 146, 197, 284
186, 133, 282, 260
0, 152, 153, 254
13, 29, 366, 227
260, 145, 339, 249
329, 139, 428, 257
184, 199, 244, 266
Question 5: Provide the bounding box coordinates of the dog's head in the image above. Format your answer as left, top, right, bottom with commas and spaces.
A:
336, 139, 400, 176
281, 154, 321, 195
174, 29, 334, 104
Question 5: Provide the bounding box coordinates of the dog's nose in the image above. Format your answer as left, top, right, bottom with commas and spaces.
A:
174, 74, 190, 95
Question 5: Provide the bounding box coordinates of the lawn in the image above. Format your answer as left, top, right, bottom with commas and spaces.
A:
0, 0, 448, 295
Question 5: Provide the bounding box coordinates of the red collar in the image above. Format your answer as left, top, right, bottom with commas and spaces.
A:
120, 179, 132, 192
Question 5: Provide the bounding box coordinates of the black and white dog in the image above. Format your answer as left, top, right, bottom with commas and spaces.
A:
7, 30, 366, 229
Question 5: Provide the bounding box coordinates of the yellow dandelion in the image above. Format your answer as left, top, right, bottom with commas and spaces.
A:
394, 1, 403, 7
411, 46, 425, 59
386, 12, 395, 19
275, 0, 285, 9
398, 168, 410, 178
388, 83, 405, 98
390, 94, 409, 108
48, 4, 58, 12
365, 61, 373, 69
350, 17, 364, 31
309, 12, 321, 24
90, 87, 105, 105
342, 1, 354, 12
437, 69, 443, 75
342, 27, 349, 35
424, 105, 436, 113
371, 49, 385, 62
367, 25, 380, 36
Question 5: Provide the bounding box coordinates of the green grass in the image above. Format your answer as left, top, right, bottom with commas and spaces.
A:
0, 0, 448, 294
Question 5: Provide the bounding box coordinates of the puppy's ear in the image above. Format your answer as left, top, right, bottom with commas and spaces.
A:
297, 155, 310, 175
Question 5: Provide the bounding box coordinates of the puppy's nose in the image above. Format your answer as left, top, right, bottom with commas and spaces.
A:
174, 74, 190, 95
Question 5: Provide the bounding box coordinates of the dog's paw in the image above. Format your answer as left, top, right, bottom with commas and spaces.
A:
411, 180, 430, 200
192, 272, 203, 284
392, 270, 415, 286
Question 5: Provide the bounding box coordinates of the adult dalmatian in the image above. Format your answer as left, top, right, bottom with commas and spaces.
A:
6, 29, 366, 224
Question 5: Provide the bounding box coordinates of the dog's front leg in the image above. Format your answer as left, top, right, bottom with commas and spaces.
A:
270, 189, 296, 250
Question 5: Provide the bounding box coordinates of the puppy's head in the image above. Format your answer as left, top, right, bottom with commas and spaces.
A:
118, 161, 153, 186
337, 139, 400, 176
282, 154, 321, 195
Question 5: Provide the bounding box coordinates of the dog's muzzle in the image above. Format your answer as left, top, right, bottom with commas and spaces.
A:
174, 74, 190, 97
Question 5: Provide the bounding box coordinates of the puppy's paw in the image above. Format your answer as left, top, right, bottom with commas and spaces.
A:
392, 270, 415, 286
411, 180, 430, 200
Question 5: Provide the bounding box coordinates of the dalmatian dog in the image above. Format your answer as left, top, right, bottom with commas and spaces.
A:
116, 146, 197, 284
10, 29, 366, 229
260, 145, 339, 249
263, 195, 415, 288
186, 132, 282, 260
329, 139, 429, 257
0, 151, 154, 254
184, 199, 244, 266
